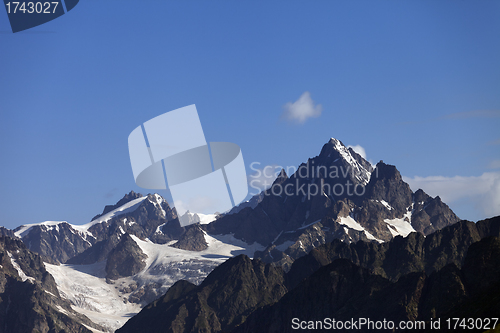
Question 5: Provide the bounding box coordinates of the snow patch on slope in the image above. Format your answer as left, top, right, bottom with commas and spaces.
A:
380, 200, 393, 211
45, 231, 264, 332
14, 197, 148, 240
45, 261, 141, 332
151, 194, 166, 218
75, 197, 148, 232
14, 221, 65, 238
198, 213, 217, 224
131, 233, 264, 271
338, 216, 364, 231
7, 251, 34, 283
330, 138, 372, 185
338, 216, 381, 242
384, 210, 415, 238
179, 211, 217, 226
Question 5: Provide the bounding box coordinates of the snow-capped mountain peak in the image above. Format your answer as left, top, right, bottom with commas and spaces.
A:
12, 192, 180, 264
14, 220, 67, 239
315, 137, 373, 185
3, 137, 463, 332
78, 196, 148, 231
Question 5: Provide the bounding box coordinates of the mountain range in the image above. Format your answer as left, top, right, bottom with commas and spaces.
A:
118, 216, 500, 333
1, 138, 495, 332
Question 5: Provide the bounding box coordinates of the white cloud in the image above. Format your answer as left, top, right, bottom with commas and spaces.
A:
347, 145, 367, 159
281, 91, 322, 124
347, 144, 377, 168
404, 172, 500, 218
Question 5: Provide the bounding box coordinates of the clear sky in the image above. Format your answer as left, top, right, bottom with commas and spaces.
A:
1, 0, 499, 229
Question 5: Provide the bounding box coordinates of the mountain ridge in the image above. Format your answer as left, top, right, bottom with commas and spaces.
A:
0, 137, 466, 331
0, 236, 106, 332
8, 138, 459, 270
118, 216, 500, 333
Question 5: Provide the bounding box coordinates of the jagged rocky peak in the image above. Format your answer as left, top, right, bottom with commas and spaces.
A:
262, 168, 289, 196
14, 221, 95, 264
274, 168, 288, 185
105, 233, 147, 280
12, 191, 184, 265
92, 190, 143, 221
413, 188, 431, 203
179, 210, 201, 226
313, 137, 373, 185
118, 254, 287, 333
411, 192, 460, 235
365, 161, 413, 213
319, 138, 350, 160
0, 236, 58, 291
171, 224, 208, 251
109, 192, 176, 228
0, 226, 16, 238
144, 193, 172, 220
210, 137, 460, 257
0, 236, 105, 332
121, 218, 500, 333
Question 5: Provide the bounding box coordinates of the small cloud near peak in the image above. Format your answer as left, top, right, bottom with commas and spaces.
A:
281, 91, 322, 124
347, 144, 367, 159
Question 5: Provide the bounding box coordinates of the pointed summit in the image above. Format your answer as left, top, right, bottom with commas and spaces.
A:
328, 137, 344, 146
320, 137, 346, 155
320, 138, 353, 160
272, 168, 288, 186
317, 137, 373, 185
92, 191, 143, 221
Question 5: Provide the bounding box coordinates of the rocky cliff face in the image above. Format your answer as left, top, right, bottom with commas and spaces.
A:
0, 226, 16, 238
14, 192, 182, 265
0, 236, 105, 333
2, 137, 467, 332
233, 234, 500, 333
105, 233, 148, 280
11, 138, 460, 272
91, 190, 143, 221
117, 255, 287, 333
286, 216, 499, 287
206, 139, 459, 270
171, 224, 208, 251
118, 216, 500, 333
19, 222, 94, 264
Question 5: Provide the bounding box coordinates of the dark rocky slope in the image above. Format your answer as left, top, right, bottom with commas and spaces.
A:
286, 216, 500, 287
11, 139, 460, 274
14, 192, 182, 265
118, 216, 500, 333
0, 236, 105, 333
171, 224, 208, 251
205, 139, 460, 269
233, 235, 500, 333
117, 255, 287, 333
105, 232, 148, 280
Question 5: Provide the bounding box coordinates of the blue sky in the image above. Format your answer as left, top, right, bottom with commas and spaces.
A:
1, 0, 499, 229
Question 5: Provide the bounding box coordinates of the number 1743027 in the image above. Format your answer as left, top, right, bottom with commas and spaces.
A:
5, 2, 59, 14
